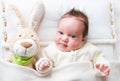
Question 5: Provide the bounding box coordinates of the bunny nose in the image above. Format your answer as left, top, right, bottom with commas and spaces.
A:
21, 42, 32, 48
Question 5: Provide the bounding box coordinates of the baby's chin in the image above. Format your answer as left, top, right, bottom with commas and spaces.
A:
60, 49, 70, 52
59, 47, 81, 52
58, 46, 72, 52
57, 44, 79, 52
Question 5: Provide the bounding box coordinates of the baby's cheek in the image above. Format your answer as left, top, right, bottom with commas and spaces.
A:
55, 34, 63, 41
69, 42, 79, 49
54, 38, 59, 44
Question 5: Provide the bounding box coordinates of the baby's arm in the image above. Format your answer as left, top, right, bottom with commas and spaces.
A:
35, 58, 53, 76
93, 52, 110, 76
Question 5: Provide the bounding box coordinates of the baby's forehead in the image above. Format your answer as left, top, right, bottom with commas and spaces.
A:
59, 17, 81, 27
59, 17, 85, 29
60, 16, 85, 23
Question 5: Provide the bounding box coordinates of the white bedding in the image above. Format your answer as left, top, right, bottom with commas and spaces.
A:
0, 58, 120, 81
0, 58, 99, 81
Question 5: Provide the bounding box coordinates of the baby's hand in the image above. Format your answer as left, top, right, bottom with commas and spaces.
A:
37, 58, 51, 71
95, 64, 110, 76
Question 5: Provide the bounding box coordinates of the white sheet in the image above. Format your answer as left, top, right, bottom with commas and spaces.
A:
0, 58, 99, 81
0, 58, 120, 81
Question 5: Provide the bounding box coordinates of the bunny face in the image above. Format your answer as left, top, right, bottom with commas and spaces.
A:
13, 39, 37, 56
10, 28, 40, 57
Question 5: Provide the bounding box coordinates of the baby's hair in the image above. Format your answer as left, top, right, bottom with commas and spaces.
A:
60, 8, 89, 37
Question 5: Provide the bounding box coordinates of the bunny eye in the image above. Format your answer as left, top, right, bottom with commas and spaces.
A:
19, 34, 22, 37
31, 35, 34, 37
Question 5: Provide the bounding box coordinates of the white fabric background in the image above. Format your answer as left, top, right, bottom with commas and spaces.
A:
113, 0, 120, 61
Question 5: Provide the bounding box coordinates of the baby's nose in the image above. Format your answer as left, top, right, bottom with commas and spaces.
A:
62, 35, 68, 42
21, 42, 32, 48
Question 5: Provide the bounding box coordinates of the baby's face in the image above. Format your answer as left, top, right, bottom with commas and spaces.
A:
54, 17, 86, 52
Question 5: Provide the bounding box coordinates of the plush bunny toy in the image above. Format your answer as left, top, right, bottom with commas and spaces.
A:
5, 1, 44, 69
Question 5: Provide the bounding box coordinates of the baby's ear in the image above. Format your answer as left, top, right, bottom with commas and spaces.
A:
82, 36, 87, 41
29, 0, 45, 32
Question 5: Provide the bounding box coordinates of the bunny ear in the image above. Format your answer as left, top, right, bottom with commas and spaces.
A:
10, 4, 25, 28
29, 1, 44, 32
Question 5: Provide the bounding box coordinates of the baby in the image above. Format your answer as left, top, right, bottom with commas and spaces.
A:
36, 8, 110, 76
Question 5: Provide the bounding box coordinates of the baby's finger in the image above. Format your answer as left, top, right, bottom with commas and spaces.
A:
38, 64, 44, 70
103, 68, 110, 75
105, 70, 110, 75
44, 60, 50, 66
100, 64, 109, 72
95, 64, 103, 70
95, 64, 100, 69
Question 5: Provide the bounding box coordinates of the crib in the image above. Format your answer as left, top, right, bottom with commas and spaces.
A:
0, 0, 120, 81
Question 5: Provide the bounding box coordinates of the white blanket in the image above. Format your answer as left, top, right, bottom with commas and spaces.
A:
0, 58, 120, 81
0, 58, 101, 81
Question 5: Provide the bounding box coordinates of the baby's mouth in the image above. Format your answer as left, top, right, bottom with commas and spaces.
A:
60, 43, 67, 47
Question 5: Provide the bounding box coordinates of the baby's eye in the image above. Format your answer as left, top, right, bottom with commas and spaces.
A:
58, 31, 63, 35
70, 35, 76, 38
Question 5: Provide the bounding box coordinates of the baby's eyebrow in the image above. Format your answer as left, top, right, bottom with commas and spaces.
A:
76, 18, 86, 24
